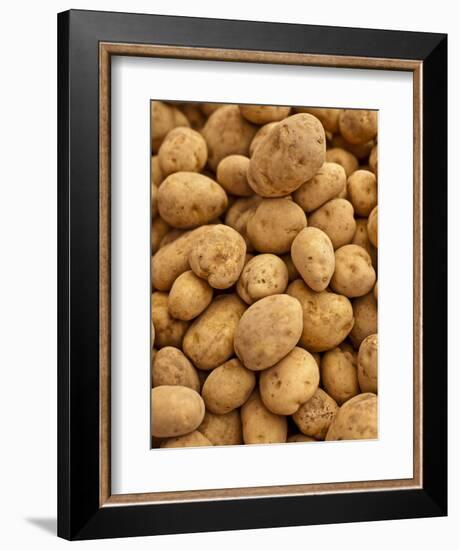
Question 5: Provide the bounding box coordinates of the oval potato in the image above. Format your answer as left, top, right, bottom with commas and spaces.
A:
241, 390, 287, 444
326, 393, 378, 441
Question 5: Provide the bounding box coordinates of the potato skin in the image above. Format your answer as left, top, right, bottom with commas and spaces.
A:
199, 409, 243, 445
248, 114, 326, 197
151, 101, 189, 152
224, 195, 262, 251
151, 217, 170, 252
369, 145, 378, 174
151, 386, 205, 438
160, 430, 212, 448
152, 346, 200, 391
183, 294, 247, 370
246, 198, 307, 254
347, 170, 377, 217
293, 162, 346, 212
367, 206, 378, 247
325, 392, 378, 441
241, 390, 287, 444
330, 244, 376, 298
352, 218, 377, 268
239, 104, 291, 125
216, 155, 253, 197
249, 122, 278, 156
321, 347, 360, 405
259, 347, 320, 415
339, 110, 378, 145
331, 134, 375, 160
292, 388, 339, 440
237, 254, 289, 305
350, 292, 378, 348
189, 225, 246, 289
202, 358, 256, 414
358, 333, 378, 393
157, 172, 228, 228
293, 107, 342, 133
308, 198, 357, 249
287, 280, 354, 352
158, 127, 207, 176
151, 292, 189, 349
234, 294, 303, 371
291, 227, 335, 292
325, 148, 359, 177
151, 155, 164, 187
168, 270, 213, 321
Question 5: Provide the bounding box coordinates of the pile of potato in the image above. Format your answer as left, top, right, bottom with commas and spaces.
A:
151, 101, 378, 448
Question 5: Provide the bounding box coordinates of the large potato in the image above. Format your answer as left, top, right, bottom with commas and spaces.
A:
347, 169, 377, 217
241, 390, 287, 444
325, 148, 359, 177
237, 254, 289, 304
326, 393, 378, 441
247, 114, 326, 197
151, 292, 189, 349
321, 347, 360, 405
293, 162, 346, 212
158, 127, 207, 176
358, 333, 378, 393
168, 270, 213, 321
152, 346, 200, 391
157, 172, 227, 228
367, 206, 378, 247
292, 388, 339, 440
216, 155, 253, 197
350, 292, 378, 348
287, 280, 354, 352
202, 358, 256, 414
330, 244, 376, 298
308, 198, 356, 249
293, 107, 342, 133
239, 104, 291, 125
199, 409, 243, 445
291, 227, 335, 292
259, 347, 320, 415
246, 198, 307, 254
160, 431, 212, 448
183, 294, 247, 370
151, 101, 189, 152
339, 110, 378, 145
151, 385, 205, 438
234, 294, 303, 371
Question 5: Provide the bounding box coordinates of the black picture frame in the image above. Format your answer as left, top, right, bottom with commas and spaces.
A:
58, 9, 447, 540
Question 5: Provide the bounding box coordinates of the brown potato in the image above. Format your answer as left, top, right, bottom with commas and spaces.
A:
152, 346, 200, 391
367, 206, 378, 247
358, 333, 378, 393
308, 198, 356, 249
350, 292, 378, 348
339, 110, 378, 145
249, 122, 278, 157
178, 103, 206, 130
373, 281, 378, 301
158, 127, 207, 176
151, 182, 159, 218
281, 254, 301, 282
330, 244, 376, 298
326, 393, 378, 441
321, 347, 360, 405
224, 195, 262, 251
151, 217, 170, 252
239, 104, 291, 125
369, 145, 378, 174
168, 270, 213, 321
199, 102, 226, 117
352, 218, 377, 268
237, 254, 289, 305
151, 101, 190, 152
293, 107, 342, 133
151, 292, 189, 349
247, 114, 326, 197
234, 294, 303, 371
331, 134, 375, 160
347, 170, 377, 217
287, 434, 316, 443
151, 155, 164, 187
160, 430, 212, 448
293, 162, 346, 212
292, 388, 339, 440
216, 155, 253, 197
241, 390, 287, 444
325, 148, 359, 177
199, 409, 243, 445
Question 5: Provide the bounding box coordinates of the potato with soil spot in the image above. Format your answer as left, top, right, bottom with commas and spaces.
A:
347, 169, 377, 217
151, 292, 189, 349
293, 162, 346, 212
249, 122, 278, 156
308, 198, 356, 249
158, 127, 207, 176
237, 254, 289, 304
326, 392, 378, 441
339, 110, 378, 145
358, 333, 378, 393
292, 388, 339, 440
321, 347, 360, 405
168, 270, 213, 321
331, 244, 376, 298
241, 390, 287, 444
152, 346, 200, 391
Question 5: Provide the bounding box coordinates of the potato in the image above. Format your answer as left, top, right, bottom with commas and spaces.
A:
216, 155, 253, 197
158, 127, 207, 176
308, 198, 356, 249
330, 244, 376, 298
331, 134, 375, 160
291, 227, 335, 292
339, 341, 358, 367
224, 195, 262, 251
281, 253, 301, 282
293, 162, 346, 212
367, 206, 378, 247
325, 148, 359, 177
293, 107, 342, 133
151, 101, 189, 152
339, 109, 378, 145
358, 333, 378, 393
151, 183, 159, 218
157, 172, 228, 228
239, 104, 291, 125
321, 347, 360, 405
249, 122, 278, 156
183, 294, 247, 370
168, 270, 213, 321
151, 155, 164, 187
199, 409, 243, 445
347, 170, 377, 217
325, 392, 378, 441
160, 430, 212, 448
287, 434, 316, 443
151, 217, 170, 252
369, 145, 378, 174
241, 390, 287, 444
202, 358, 256, 414
179, 103, 206, 130
246, 198, 307, 254
234, 294, 303, 371
160, 228, 184, 248
151, 385, 205, 438
373, 281, 378, 301
202, 105, 257, 170
247, 114, 326, 197
352, 218, 377, 268
151, 292, 189, 349
287, 280, 354, 352
349, 292, 378, 348
199, 102, 225, 117
237, 254, 289, 304
259, 347, 320, 415
189, 224, 246, 289
152, 346, 200, 392
292, 388, 339, 440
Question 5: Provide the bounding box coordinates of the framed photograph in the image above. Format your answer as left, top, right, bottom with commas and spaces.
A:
58, 9, 447, 540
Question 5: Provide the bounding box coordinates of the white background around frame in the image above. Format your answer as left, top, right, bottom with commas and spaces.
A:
111, 55, 413, 495
1, 1, 457, 549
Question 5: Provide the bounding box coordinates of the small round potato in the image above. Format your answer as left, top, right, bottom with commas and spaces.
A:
151, 292, 189, 349
326, 392, 378, 441
308, 198, 357, 249
358, 333, 378, 393
292, 388, 339, 440
202, 358, 256, 414
183, 294, 247, 370
151, 101, 190, 152
216, 155, 253, 197
321, 347, 360, 405
160, 430, 212, 448
352, 218, 377, 268
158, 127, 207, 176
224, 195, 262, 251
249, 122, 278, 156
199, 409, 243, 445
234, 294, 303, 371
237, 254, 289, 304
247, 114, 326, 197
241, 390, 287, 444
325, 148, 359, 177
151, 385, 205, 438
246, 198, 307, 254
339, 110, 378, 145
293, 162, 346, 212
330, 244, 376, 298
291, 227, 335, 292
369, 145, 378, 174
189, 224, 246, 289
287, 280, 354, 352
157, 172, 228, 228
152, 346, 200, 391
347, 170, 377, 217
287, 434, 316, 443
350, 292, 378, 348
259, 347, 320, 415
168, 271, 213, 321
367, 206, 378, 247
239, 104, 291, 125
293, 107, 342, 133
